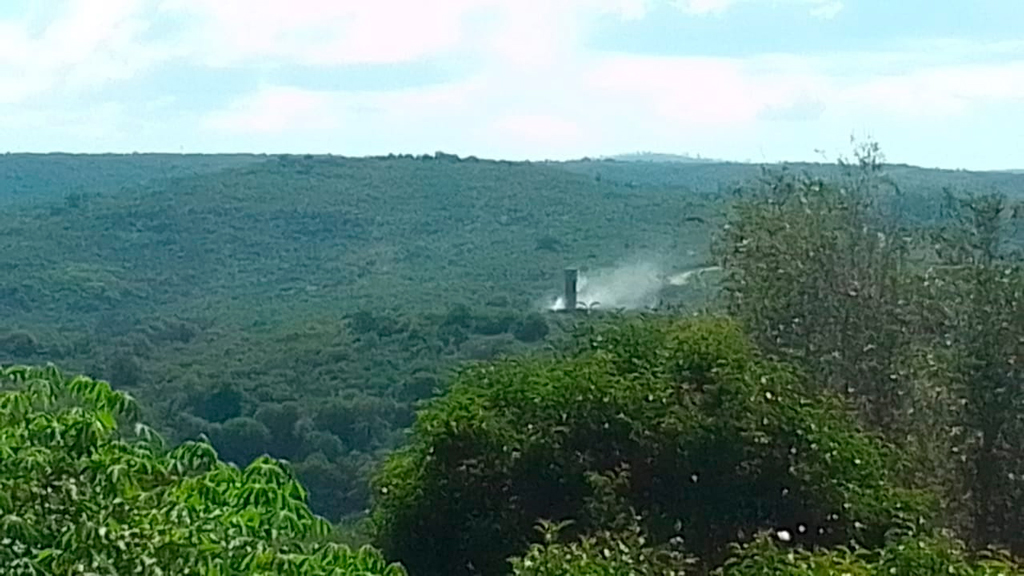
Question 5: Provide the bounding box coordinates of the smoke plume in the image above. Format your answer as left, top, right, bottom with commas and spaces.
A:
548, 261, 666, 311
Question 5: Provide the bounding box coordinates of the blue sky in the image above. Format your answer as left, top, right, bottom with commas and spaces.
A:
1, 0, 1022, 169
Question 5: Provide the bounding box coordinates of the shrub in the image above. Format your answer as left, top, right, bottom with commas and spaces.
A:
191, 383, 244, 423
372, 317, 933, 576
510, 520, 695, 576
513, 312, 550, 343
0, 364, 406, 575
719, 531, 1022, 576
210, 416, 272, 466
473, 311, 519, 336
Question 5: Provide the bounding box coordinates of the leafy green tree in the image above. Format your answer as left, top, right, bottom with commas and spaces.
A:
713, 143, 916, 432
713, 144, 1024, 551
510, 519, 694, 576
0, 364, 406, 575
254, 401, 304, 459
191, 382, 244, 423
210, 416, 272, 465
372, 317, 932, 576
921, 191, 1024, 549
710, 145, 972, 528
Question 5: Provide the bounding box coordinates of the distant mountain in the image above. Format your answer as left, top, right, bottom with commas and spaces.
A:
601, 152, 722, 164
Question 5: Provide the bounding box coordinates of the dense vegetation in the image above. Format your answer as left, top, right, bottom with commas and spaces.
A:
4, 150, 1024, 574
0, 152, 724, 521
0, 153, 261, 206
372, 317, 932, 575
0, 364, 404, 575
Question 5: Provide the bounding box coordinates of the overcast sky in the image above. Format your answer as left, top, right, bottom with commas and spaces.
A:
1, 0, 1022, 169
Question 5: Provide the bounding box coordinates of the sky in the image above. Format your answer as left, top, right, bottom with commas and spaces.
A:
0, 0, 1022, 170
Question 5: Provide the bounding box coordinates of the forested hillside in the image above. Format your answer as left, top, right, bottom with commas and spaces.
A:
0, 153, 723, 521
4, 151, 1024, 576
0, 153, 262, 206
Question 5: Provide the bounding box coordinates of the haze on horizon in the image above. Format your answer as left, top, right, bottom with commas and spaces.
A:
1, 0, 1022, 171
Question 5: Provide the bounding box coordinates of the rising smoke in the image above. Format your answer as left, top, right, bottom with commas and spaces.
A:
548, 261, 667, 312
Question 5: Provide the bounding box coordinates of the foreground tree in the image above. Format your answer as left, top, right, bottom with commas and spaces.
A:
713, 143, 1024, 550
372, 317, 932, 576
0, 364, 406, 576
713, 143, 916, 432
922, 192, 1024, 550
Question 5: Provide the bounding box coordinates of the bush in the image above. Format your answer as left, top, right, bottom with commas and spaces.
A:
210, 416, 271, 465
513, 312, 550, 343
473, 311, 519, 336
0, 364, 406, 575
191, 383, 244, 423
719, 531, 1022, 575
510, 520, 694, 576
372, 317, 933, 576
254, 401, 303, 458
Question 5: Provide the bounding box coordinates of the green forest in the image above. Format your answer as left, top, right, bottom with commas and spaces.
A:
4, 145, 1024, 574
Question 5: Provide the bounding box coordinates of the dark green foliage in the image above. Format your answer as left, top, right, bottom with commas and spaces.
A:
720, 531, 1022, 575
0, 364, 406, 575
253, 402, 304, 458
510, 519, 695, 576
315, 392, 409, 453
192, 383, 244, 423
0, 330, 39, 358
401, 372, 441, 402
372, 316, 931, 576
0, 153, 262, 206
535, 236, 563, 252
443, 304, 474, 329
473, 311, 520, 336
921, 192, 1024, 549
106, 352, 143, 387
713, 146, 915, 431
5, 151, 1024, 528
513, 313, 550, 343
713, 146, 1024, 552
211, 417, 272, 465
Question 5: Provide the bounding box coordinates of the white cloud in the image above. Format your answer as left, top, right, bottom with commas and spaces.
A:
839, 61, 1024, 118
158, 0, 491, 66
190, 35, 1024, 164
204, 86, 344, 135
201, 79, 483, 137
0, 0, 180, 103
157, 0, 661, 68
491, 114, 584, 144
0, 0, 1022, 169
678, 0, 735, 15
810, 1, 844, 19
677, 0, 844, 18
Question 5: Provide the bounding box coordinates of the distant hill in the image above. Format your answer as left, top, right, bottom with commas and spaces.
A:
3, 152, 1024, 522
0, 153, 263, 206
600, 152, 721, 163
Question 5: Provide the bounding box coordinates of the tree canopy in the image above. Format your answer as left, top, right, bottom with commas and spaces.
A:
0, 364, 405, 575
372, 317, 933, 576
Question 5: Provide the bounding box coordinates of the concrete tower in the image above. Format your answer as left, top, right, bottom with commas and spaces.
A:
564, 268, 578, 312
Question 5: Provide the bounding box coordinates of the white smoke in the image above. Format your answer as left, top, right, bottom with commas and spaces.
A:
548, 261, 667, 312
666, 266, 721, 287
